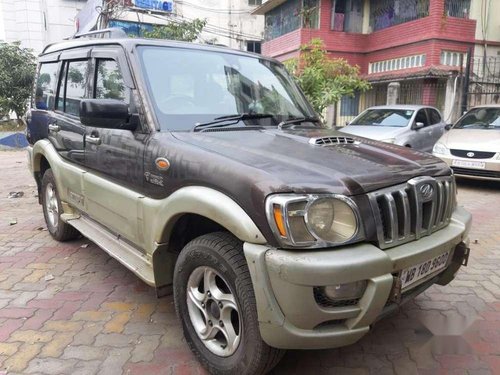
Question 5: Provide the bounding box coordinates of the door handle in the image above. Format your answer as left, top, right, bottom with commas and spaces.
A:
85, 134, 101, 145
48, 124, 60, 132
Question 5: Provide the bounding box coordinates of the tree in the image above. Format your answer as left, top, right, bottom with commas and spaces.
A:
0, 42, 36, 119
142, 19, 207, 42
284, 38, 370, 117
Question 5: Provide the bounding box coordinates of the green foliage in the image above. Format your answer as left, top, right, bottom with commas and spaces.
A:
142, 19, 207, 42
284, 38, 370, 117
0, 42, 36, 118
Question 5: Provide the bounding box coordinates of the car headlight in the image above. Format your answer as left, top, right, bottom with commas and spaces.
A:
381, 138, 396, 144
433, 142, 450, 155
266, 194, 363, 248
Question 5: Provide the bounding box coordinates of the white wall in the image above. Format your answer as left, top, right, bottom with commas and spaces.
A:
0, 0, 86, 54
175, 0, 264, 50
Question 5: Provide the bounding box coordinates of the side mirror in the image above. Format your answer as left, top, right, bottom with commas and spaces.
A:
80, 99, 136, 131
414, 122, 424, 130
444, 124, 452, 131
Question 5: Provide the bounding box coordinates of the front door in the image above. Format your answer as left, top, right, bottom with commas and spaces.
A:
413, 109, 432, 151
83, 48, 149, 247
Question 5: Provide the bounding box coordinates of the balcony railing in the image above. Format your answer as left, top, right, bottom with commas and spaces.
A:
370, 0, 429, 32
445, 0, 471, 19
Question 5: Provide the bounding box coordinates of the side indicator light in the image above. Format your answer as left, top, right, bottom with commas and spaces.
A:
155, 157, 170, 171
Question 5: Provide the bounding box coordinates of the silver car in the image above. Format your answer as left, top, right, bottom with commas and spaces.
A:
339, 105, 447, 152
433, 105, 500, 181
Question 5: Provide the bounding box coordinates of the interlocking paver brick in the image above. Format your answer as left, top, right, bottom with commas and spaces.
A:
1, 151, 500, 374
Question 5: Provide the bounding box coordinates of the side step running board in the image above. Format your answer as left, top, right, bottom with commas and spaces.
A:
67, 215, 156, 286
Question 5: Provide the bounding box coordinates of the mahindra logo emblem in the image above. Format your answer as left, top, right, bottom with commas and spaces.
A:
419, 183, 434, 201
467, 152, 475, 158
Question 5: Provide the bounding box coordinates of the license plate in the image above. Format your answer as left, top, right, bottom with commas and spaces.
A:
452, 159, 485, 169
400, 251, 450, 289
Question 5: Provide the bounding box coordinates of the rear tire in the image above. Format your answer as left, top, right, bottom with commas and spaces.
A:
41, 169, 80, 242
173, 232, 285, 374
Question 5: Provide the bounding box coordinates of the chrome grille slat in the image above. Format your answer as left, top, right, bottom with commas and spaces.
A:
368, 176, 456, 249
399, 190, 411, 238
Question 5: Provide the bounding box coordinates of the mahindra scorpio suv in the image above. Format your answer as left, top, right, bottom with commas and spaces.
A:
26, 29, 472, 374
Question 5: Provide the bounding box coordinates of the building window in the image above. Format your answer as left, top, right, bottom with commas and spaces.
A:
445, 0, 470, 19
370, 0, 429, 32
248, 0, 262, 5
264, 0, 319, 41
331, 0, 363, 33
246, 41, 262, 54
369, 54, 426, 74
441, 51, 466, 66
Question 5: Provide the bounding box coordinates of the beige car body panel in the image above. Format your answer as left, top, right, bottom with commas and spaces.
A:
29, 140, 266, 287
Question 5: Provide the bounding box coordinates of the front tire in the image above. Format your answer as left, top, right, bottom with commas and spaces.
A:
173, 232, 284, 375
41, 169, 80, 242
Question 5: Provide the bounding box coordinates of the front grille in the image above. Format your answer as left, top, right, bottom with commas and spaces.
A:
368, 176, 456, 249
309, 136, 357, 146
452, 167, 500, 179
450, 149, 496, 159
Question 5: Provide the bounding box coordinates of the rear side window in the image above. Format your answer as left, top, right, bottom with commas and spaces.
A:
428, 109, 441, 125
57, 60, 89, 116
94, 59, 128, 102
35, 62, 59, 110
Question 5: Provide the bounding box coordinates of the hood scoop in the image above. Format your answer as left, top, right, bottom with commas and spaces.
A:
309, 136, 358, 146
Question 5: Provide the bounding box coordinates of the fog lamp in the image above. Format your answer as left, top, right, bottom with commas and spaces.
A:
322, 280, 367, 301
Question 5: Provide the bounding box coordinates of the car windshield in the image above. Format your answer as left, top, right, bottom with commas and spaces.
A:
138, 46, 316, 131
350, 109, 414, 127
454, 107, 500, 130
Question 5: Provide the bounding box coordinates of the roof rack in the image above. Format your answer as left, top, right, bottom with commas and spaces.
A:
72, 28, 127, 40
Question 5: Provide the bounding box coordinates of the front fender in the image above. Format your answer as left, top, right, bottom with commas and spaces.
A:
148, 186, 267, 247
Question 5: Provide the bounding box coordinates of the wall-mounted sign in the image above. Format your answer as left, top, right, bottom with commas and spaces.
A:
132, 0, 173, 12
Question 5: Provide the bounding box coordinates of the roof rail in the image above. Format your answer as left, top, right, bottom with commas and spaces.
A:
73, 28, 127, 40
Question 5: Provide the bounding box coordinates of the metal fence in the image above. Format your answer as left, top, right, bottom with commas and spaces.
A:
466, 56, 500, 108
445, 0, 471, 19
333, 80, 448, 126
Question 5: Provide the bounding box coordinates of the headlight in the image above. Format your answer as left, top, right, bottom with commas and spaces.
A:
433, 142, 450, 155
266, 194, 363, 248
381, 138, 396, 144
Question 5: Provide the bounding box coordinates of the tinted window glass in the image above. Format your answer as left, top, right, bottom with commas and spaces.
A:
95, 59, 128, 101
35, 62, 59, 110
428, 109, 441, 125
415, 109, 429, 126
351, 109, 414, 127
64, 60, 89, 116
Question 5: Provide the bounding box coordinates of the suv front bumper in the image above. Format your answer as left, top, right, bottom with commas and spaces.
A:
244, 207, 472, 350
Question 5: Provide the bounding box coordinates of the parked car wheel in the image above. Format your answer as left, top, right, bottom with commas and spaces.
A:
173, 232, 284, 375
41, 169, 80, 241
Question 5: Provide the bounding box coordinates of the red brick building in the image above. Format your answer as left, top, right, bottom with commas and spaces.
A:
253, 0, 485, 123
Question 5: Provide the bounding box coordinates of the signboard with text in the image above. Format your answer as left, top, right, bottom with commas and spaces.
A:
132, 0, 173, 12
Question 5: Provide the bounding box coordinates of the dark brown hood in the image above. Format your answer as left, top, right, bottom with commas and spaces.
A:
171, 128, 450, 196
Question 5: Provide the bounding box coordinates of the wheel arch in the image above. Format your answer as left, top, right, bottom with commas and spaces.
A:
149, 186, 267, 296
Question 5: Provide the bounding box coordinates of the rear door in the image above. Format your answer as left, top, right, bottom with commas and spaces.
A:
50, 49, 91, 165
426, 108, 446, 148
82, 46, 149, 247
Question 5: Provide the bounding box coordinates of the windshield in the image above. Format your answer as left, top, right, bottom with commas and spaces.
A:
138, 46, 316, 131
350, 109, 414, 127
454, 107, 500, 130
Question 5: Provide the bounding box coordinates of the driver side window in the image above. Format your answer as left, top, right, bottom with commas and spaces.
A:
415, 109, 429, 127
94, 59, 129, 103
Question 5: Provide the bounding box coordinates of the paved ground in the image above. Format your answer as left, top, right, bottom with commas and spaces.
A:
0, 149, 499, 375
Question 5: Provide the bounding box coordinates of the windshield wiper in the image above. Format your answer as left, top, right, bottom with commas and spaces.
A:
192, 113, 275, 132
278, 116, 321, 130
